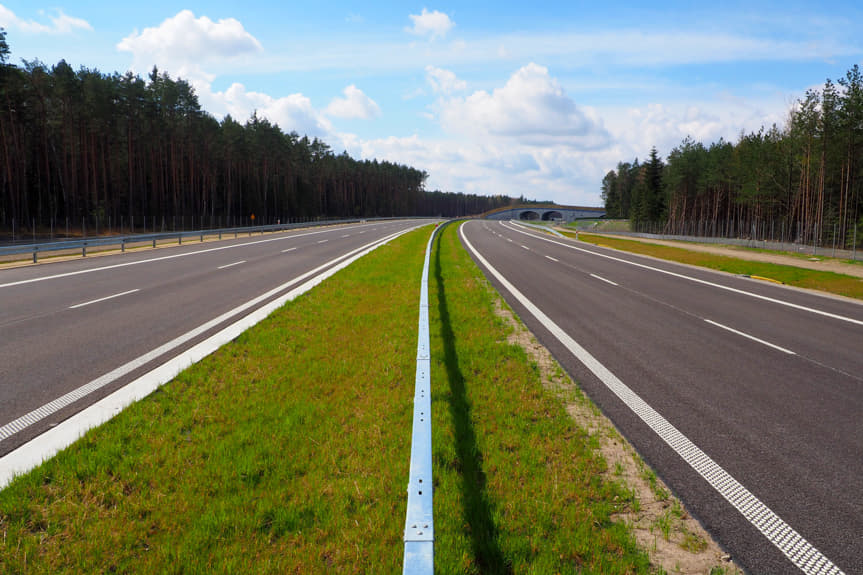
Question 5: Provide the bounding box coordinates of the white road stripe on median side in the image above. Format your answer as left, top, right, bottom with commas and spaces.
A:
217, 260, 246, 270
704, 319, 795, 355
69, 289, 140, 309
0, 226, 423, 488
545, 255, 559, 262
590, 273, 618, 287
461, 222, 844, 575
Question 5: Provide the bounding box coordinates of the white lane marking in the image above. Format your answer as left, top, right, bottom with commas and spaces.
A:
281, 247, 297, 253
506, 238, 513, 243
342, 234, 350, 238
69, 289, 140, 310
0, 227, 421, 453
462, 223, 844, 575
590, 273, 618, 287
0, 225, 384, 290
704, 319, 796, 355
217, 260, 246, 270
545, 255, 559, 262
317, 239, 329, 244
503, 221, 863, 328
520, 245, 530, 251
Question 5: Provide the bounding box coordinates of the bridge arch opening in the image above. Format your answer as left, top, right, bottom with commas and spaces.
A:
542, 211, 563, 221
519, 210, 540, 221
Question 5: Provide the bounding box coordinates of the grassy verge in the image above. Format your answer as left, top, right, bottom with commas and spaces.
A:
0, 229, 426, 573
429, 224, 650, 573
572, 232, 863, 300
0, 223, 653, 573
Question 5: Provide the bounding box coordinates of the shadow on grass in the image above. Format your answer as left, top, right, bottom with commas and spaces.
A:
434, 235, 512, 573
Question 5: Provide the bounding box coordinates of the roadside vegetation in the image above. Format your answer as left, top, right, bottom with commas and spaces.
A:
0, 224, 645, 573
0, 223, 742, 573
569, 231, 863, 300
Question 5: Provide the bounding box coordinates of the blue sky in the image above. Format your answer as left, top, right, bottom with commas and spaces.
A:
2, 1, 862, 205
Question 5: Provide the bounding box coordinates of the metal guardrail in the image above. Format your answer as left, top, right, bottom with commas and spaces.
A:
402, 223, 442, 574
588, 229, 861, 262
0, 218, 401, 263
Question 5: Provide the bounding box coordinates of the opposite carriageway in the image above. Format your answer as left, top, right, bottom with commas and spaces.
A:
460, 219, 861, 574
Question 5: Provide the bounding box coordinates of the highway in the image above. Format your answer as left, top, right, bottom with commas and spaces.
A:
460, 220, 862, 575
0, 220, 427, 463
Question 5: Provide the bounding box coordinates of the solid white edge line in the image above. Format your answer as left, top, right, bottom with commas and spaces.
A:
590, 273, 618, 287
704, 319, 796, 355
462, 222, 844, 575
0, 225, 424, 488
502, 220, 863, 328
69, 289, 140, 309
217, 260, 246, 270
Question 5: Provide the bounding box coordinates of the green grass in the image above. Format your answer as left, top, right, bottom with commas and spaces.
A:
430, 224, 650, 573
0, 223, 654, 573
573, 232, 863, 300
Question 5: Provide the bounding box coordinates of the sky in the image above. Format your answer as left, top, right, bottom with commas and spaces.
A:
1, 1, 862, 206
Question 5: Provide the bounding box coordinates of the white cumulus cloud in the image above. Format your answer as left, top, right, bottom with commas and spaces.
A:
437, 63, 610, 149
406, 8, 454, 39
425, 65, 466, 94
199, 82, 334, 140
0, 5, 91, 34
324, 85, 381, 119
117, 10, 262, 82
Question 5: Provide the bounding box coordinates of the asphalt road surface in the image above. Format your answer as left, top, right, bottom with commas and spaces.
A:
460, 219, 862, 575
0, 220, 427, 460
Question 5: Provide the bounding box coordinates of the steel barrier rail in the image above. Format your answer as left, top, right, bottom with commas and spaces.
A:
0, 217, 413, 263
402, 222, 443, 574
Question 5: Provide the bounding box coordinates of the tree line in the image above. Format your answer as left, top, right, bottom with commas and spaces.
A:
602, 65, 863, 249
0, 29, 514, 237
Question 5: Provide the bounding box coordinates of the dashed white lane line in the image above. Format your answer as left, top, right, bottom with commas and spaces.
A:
590, 273, 618, 287
69, 289, 140, 310
281, 247, 297, 253
342, 234, 350, 238
0, 225, 377, 290
520, 245, 530, 250
318, 239, 329, 244
502, 220, 863, 328
704, 319, 796, 355
545, 255, 559, 262
462, 222, 844, 575
217, 260, 246, 270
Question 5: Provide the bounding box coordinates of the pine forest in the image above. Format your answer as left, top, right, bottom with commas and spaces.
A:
602, 65, 863, 251
0, 29, 513, 239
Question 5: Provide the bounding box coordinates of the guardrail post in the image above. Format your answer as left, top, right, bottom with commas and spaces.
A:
121, 239, 125, 253
82, 243, 87, 257
33, 246, 38, 263
179, 233, 182, 245
153, 238, 156, 248
200, 232, 204, 242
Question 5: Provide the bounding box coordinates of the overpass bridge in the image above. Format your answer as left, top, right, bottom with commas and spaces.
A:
484, 205, 605, 223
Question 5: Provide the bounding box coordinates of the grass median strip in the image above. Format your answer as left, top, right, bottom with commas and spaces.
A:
573, 232, 863, 300
2, 223, 661, 573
